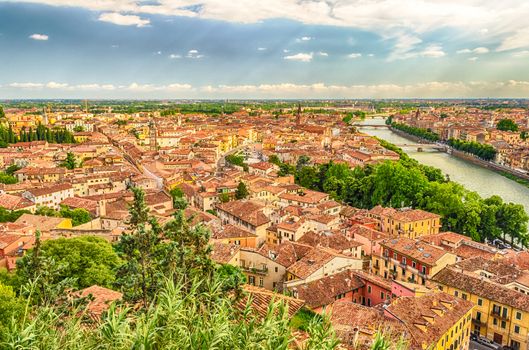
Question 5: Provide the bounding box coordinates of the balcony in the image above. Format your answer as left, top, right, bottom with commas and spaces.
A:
472, 318, 486, 326
490, 310, 509, 320
241, 265, 269, 275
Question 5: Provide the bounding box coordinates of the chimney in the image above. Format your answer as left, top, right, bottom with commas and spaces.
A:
97, 200, 107, 217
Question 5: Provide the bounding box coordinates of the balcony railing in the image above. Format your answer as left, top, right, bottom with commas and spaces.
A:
490, 310, 509, 320
241, 265, 269, 275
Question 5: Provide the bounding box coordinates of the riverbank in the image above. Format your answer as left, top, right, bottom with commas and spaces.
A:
389, 126, 529, 184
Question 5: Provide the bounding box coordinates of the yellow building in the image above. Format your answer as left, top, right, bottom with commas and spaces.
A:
372, 237, 457, 285
432, 258, 529, 350
368, 206, 441, 239
385, 292, 474, 350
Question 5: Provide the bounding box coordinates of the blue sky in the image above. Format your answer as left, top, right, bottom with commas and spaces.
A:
1, 0, 529, 98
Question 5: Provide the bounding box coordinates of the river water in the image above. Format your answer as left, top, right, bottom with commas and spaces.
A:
357, 118, 529, 214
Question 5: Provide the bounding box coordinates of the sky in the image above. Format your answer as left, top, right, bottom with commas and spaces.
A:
1, 0, 529, 99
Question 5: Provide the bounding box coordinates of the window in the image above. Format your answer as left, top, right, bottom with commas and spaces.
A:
477, 298, 483, 306
493, 318, 497, 326
454, 291, 459, 297
515, 311, 522, 320
501, 320, 506, 329
248, 276, 255, 285
259, 277, 264, 287
514, 325, 520, 334
462, 293, 467, 300
368, 286, 372, 293
402, 257, 406, 264
412, 261, 416, 268
381, 292, 385, 299
275, 267, 278, 273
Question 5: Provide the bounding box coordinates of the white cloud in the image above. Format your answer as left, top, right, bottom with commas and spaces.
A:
296, 36, 312, 42
368, 53, 375, 57
46, 81, 69, 89
468, 56, 479, 61
9, 82, 44, 88
283, 49, 290, 53
186, 49, 204, 58
497, 28, 529, 51
318, 51, 328, 56
283, 52, 313, 62
98, 12, 150, 27
154, 51, 162, 55
29, 33, 48, 41
169, 54, 182, 59
512, 50, 529, 58
420, 44, 445, 58
257, 47, 267, 51
6, 80, 529, 98
457, 47, 489, 54
348, 53, 361, 58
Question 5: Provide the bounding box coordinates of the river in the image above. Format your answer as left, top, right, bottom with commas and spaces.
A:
357, 118, 529, 214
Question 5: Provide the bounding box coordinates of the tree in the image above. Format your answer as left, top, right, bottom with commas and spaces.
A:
60, 152, 78, 170
59, 206, 92, 226
235, 181, 249, 199
521, 131, 528, 140
16, 230, 75, 305
115, 187, 163, 308
497, 119, 518, 132
0, 105, 5, 119
497, 203, 529, 246
18, 236, 121, 289
73, 125, 85, 132
169, 187, 188, 209
219, 192, 230, 203
0, 283, 25, 341
296, 155, 311, 173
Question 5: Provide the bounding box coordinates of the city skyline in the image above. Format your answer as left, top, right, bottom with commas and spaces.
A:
2, 0, 529, 98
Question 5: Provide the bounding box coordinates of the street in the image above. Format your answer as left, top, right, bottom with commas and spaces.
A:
470, 340, 500, 350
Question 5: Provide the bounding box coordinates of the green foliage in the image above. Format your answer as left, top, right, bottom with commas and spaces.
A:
520, 131, 528, 140
225, 153, 248, 171
73, 125, 85, 132
0, 207, 30, 222
60, 152, 79, 170
219, 192, 230, 203
170, 187, 188, 210
342, 113, 353, 123
0, 105, 5, 119
290, 307, 322, 331
447, 138, 496, 161
6, 124, 76, 145
0, 172, 18, 184
0, 282, 25, 341
497, 118, 519, 132
18, 236, 121, 290
1, 277, 339, 350
391, 122, 440, 142
235, 181, 249, 199
35, 206, 92, 226
5, 164, 21, 176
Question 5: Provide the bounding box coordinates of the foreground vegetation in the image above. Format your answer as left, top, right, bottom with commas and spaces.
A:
0, 188, 344, 349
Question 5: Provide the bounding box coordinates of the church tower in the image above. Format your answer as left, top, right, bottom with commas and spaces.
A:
296, 102, 302, 126
149, 119, 158, 151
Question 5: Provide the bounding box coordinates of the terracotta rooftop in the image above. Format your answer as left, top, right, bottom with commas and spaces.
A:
210, 241, 240, 264
212, 224, 257, 240
216, 200, 270, 227
237, 285, 305, 319
380, 237, 450, 266
292, 270, 365, 309
386, 292, 474, 349
432, 265, 529, 312
77, 285, 123, 319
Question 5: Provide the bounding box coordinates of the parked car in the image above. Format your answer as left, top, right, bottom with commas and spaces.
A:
476, 336, 502, 350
